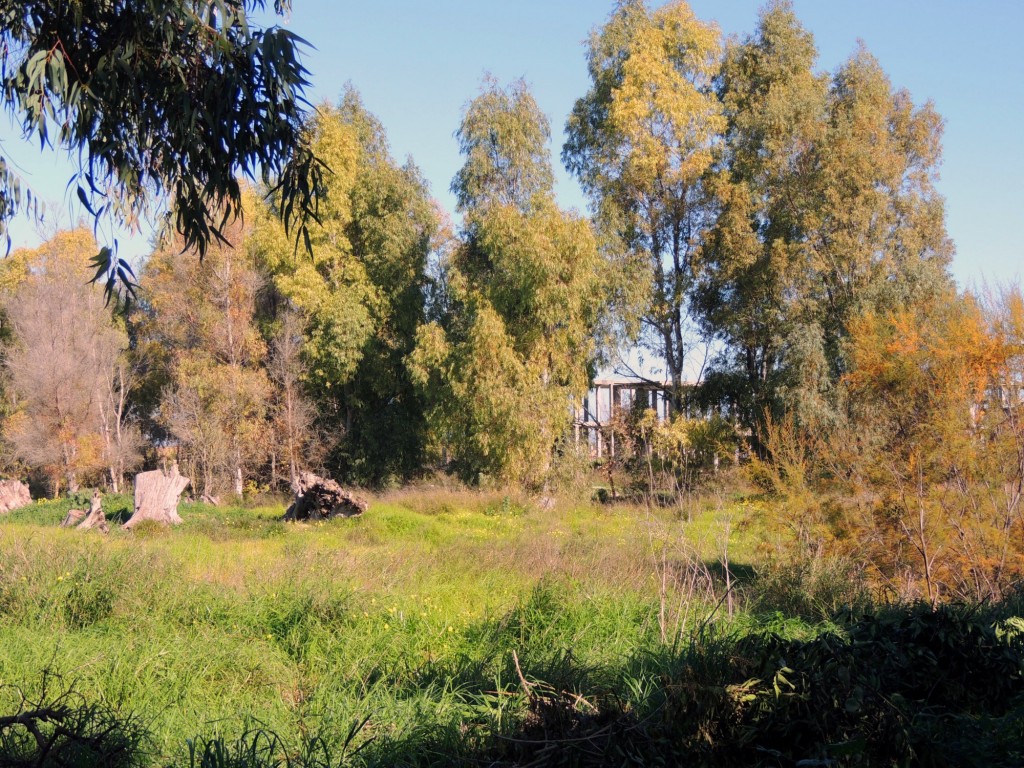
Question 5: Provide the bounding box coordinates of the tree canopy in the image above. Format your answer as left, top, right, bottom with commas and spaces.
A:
697, 2, 952, 442
413, 78, 604, 485
0, 0, 322, 293
564, 0, 725, 408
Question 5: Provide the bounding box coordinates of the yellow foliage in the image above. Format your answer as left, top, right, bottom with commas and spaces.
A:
607, 1, 724, 196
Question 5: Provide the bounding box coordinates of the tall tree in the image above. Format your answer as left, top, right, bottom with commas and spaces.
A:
411, 79, 602, 485
809, 46, 952, 333
267, 309, 321, 492
0, 0, 322, 291
697, 2, 953, 441
564, 0, 724, 408
252, 89, 438, 483
695, 0, 828, 437
143, 217, 271, 497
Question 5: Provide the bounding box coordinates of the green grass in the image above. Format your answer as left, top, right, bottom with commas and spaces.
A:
0, 492, 755, 764
2, 490, 1020, 766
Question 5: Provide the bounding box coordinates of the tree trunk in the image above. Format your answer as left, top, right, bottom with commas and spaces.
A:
77, 490, 109, 533
60, 508, 86, 527
0, 479, 31, 514
283, 471, 368, 521
124, 464, 190, 529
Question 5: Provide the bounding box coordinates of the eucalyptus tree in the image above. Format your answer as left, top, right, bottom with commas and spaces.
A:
695, 0, 828, 435
564, 0, 724, 408
696, 2, 953, 442
0, 0, 322, 293
411, 78, 602, 485
810, 47, 953, 336
252, 89, 438, 483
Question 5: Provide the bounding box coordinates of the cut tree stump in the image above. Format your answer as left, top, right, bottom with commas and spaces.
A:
0, 479, 31, 514
77, 490, 109, 533
124, 464, 190, 530
60, 508, 86, 527
283, 471, 368, 521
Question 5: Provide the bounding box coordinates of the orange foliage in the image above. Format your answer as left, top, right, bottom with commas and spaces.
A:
831, 287, 1024, 604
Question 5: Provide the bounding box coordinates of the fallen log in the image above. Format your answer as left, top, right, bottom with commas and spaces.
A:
124, 464, 190, 530
0, 479, 31, 514
283, 471, 368, 521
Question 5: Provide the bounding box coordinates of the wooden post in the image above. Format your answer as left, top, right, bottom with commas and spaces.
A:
609, 384, 616, 458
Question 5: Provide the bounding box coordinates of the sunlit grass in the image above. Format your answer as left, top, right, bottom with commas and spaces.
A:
0, 488, 777, 764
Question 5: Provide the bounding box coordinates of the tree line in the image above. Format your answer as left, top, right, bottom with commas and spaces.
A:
0, 0, 1022, 601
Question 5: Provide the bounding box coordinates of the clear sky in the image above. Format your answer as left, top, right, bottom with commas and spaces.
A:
2, 1, 1021, 287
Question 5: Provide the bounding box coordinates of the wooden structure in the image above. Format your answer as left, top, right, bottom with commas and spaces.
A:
573, 376, 678, 459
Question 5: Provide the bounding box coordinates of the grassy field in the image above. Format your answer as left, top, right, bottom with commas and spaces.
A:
0, 488, 1021, 766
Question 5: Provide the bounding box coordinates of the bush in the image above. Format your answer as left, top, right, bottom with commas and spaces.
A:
662, 602, 1024, 766
750, 553, 870, 620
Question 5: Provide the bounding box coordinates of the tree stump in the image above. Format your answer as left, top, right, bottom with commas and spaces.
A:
0, 479, 31, 514
60, 508, 86, 527
77, 490, 109, 533
124, 464, 190, 530
283, 471, 368, 521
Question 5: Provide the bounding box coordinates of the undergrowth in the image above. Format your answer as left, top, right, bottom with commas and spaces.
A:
0, 490, 1021, 765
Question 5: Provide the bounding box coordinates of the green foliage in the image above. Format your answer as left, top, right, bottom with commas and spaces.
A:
0, 0, 323, 292
697, 2, 954, 443
452, 76, 553, 213
413, 78, 603, 486
252, 89, 437, 484
181, 728, 361, 768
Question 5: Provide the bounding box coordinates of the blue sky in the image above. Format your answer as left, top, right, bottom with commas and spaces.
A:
2, 1, 1021, 287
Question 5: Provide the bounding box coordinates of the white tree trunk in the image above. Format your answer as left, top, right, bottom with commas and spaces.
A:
0, 480, 31, 514
124, 464, 190, 529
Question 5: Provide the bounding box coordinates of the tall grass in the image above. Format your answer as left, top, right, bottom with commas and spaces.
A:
4, 489, 1017, 766
0, 490, 749, 764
